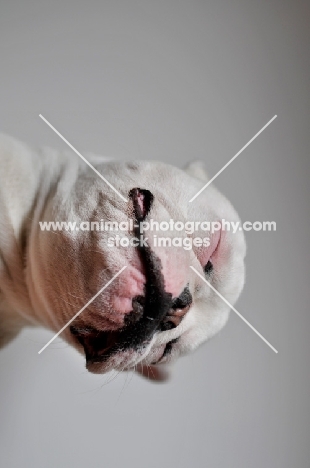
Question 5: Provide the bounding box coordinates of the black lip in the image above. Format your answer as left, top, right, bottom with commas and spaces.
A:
72, 189, 174, 365
72, 189, 192, 367
94, 189, 173, 361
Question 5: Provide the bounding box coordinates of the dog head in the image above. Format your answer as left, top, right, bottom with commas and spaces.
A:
27, 160, 246, 376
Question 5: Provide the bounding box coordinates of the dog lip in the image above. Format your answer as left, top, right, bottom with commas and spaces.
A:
74, 195, 174, 366
70, 326, 119, 362
152, 338, 179, 365
77, 257, 174, 364
84, 287, 191, 365
79, 190, 193, 369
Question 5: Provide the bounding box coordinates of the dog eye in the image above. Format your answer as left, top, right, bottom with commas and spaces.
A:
204, 260, 213, 275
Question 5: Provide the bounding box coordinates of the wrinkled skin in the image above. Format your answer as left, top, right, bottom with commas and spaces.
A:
0, 135, 246, 380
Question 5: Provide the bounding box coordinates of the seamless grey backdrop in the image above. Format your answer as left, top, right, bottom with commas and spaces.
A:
0, 1, 309, 467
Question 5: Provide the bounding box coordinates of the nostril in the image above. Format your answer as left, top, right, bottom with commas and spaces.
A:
160, 287, 192, 331
204, 260, 213, 275
129, 187, 154, 221
160, 303, 191, 331
172, 286, 192, 310
124, 295, 145, 325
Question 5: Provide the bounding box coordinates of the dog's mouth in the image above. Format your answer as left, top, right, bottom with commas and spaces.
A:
70, 293, 190, 369
70, 188, 192, 371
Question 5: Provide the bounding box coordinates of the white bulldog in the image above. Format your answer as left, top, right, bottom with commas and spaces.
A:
0, 134, 246, 379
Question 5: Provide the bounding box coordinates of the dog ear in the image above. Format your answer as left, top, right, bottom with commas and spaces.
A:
183, 160, 209, 182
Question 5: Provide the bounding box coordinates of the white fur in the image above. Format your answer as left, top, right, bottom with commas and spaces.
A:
0, 134, 246, 376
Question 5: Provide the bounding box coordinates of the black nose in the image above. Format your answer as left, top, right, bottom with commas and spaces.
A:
129, 188, 154, 221
160, 286, 192, 331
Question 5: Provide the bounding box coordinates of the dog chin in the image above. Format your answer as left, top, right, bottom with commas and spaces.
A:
83, 333, 180, 374
85, 345, 153, 374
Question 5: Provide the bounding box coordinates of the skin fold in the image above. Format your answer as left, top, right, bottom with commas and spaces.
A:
0, 134, 246, 379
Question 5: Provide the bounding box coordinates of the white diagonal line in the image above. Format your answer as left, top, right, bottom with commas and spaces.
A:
189, 115, 277, 203
39, 114, 127, 202
38, 266, 127, 354
190, 266, 278, 353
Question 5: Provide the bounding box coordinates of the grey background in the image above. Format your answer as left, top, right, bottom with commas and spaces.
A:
0, 1, 309, 467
